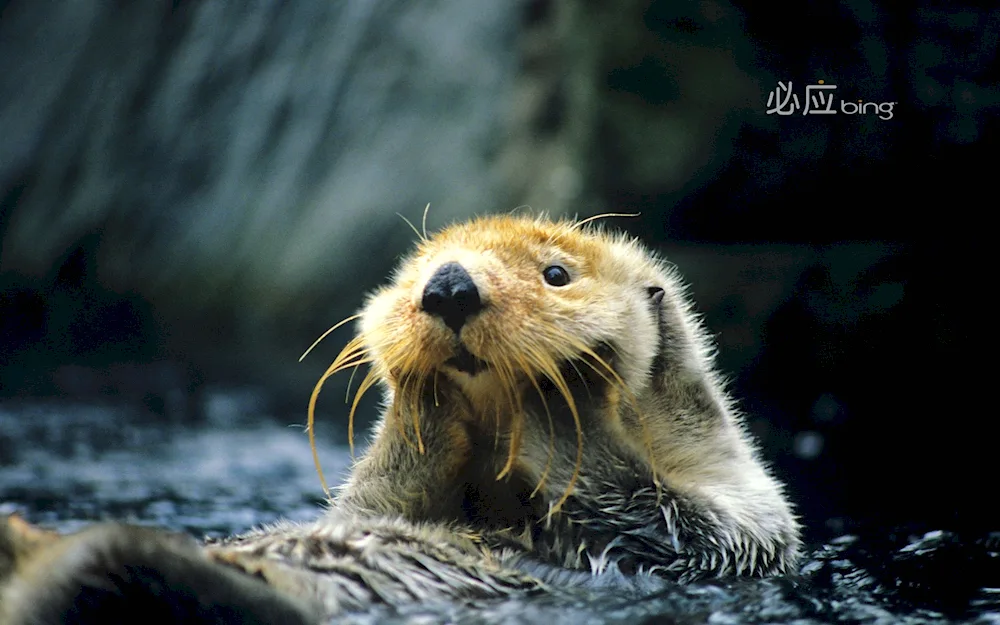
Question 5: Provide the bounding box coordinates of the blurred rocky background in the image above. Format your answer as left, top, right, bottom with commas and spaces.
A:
1, 0, 996, 547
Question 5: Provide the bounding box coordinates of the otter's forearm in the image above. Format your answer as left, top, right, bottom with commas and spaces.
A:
511, 408, 800, 580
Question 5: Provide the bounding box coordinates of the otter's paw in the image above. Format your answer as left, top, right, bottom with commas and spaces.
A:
336, 380, 479, 520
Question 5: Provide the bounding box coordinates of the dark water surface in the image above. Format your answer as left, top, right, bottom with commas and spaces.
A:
2, 393, 997, 625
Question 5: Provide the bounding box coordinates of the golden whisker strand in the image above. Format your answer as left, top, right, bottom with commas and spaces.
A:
306, 336, 372, 498
398, 359, 429, 453
543, 219, 575, 248
576, 343, 662, 489
344, 362, 362, 403
573, 350, 615, 388
506, 358, 522, 418
382, 346, 420, 449
538, 358, 583, 517
520, 339, 582, 512
392, 373, 416, 450
521, 345, 559, 490
411, 373, 426, 455
566, 357, 594, 401
392, 374, 407, 442
432, 369, 440, 407
299, 314, 363, 362
493, 353, 523, 480
308, 363, 358, 497
327, 341, 371, 369
498, 408, 522, 481
570, 212, 641, 231
421, 202, 431, 240
397, 212, 423, 242
348, 367, 382, 459
493, 396, 502, 454
497, 350, 528, 469
403, 373, 419, 451
598, 339, 624, 362
328, 355, 374, 379
524, 368, 556, 498
490, 359, 507, 454
496, 351, 521, 412
307, 382, 333, 498
576, 343, 633, 403
320, 338, 370, 381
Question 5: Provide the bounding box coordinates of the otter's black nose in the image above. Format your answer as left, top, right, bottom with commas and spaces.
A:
421, 262, 483, 334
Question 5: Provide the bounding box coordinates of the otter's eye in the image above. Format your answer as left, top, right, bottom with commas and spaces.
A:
543, 265, 570, 287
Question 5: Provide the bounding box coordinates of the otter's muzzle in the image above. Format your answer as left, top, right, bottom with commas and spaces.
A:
421, 262, 483, 334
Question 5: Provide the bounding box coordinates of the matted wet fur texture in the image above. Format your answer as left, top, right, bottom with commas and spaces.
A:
2, 213, 800, 623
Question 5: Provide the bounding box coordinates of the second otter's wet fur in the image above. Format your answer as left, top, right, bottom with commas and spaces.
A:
328, 213, 801, 580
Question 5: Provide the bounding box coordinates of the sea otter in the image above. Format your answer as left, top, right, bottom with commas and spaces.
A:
325, 213, 801, 578
1, 214, 800, 624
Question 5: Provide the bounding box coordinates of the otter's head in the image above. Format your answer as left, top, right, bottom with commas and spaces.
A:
309, 214, 682, 505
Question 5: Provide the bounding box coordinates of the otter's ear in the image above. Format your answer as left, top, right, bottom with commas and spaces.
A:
647, 286, 665, 305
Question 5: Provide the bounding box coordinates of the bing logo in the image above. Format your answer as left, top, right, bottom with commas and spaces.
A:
766, 80, 896, 120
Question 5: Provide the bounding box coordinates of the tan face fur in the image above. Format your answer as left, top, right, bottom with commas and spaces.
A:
358, 215, 666, 416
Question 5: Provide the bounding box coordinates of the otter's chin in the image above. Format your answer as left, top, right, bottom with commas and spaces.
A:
444, 344, 490, 376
